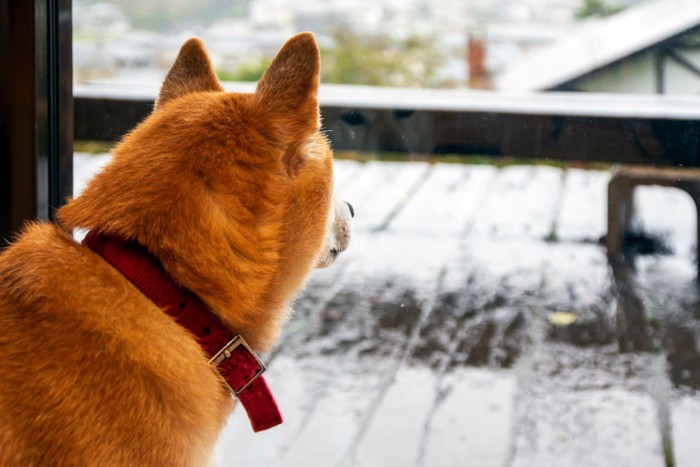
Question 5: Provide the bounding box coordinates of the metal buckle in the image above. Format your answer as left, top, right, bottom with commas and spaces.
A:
209, 335, 266, 397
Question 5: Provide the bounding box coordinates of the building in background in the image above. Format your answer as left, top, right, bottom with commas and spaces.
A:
77, 0, 694, 92
495, 0, 700, 95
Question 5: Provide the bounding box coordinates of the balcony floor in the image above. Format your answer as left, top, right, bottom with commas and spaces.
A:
74, 155, 700, 467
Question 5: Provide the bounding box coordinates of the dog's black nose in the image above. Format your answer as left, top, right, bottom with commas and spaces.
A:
346, 201, 354, 218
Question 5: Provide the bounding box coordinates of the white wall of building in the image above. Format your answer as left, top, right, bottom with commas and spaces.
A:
575, 48, 700, 96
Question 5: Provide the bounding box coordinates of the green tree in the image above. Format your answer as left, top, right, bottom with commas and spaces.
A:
321, 27, 445, 87
217, 58, 271, 82
217, 28, 447, 88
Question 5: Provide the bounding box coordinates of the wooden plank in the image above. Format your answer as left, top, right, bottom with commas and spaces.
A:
556, 168, 610, 241
504, 240, 666, 467
463, 239, 555, 293
334, 159, 364, 191
507, 338, 664, 467
336, 161, 431, 232
281, 358, 393, 467
671, 395, 700, 467
345, 233, 456, 283
634, 185, 696, 258
390, 163, 497, 235
348, 366, 516, 467
421, 369, 516, 467
349, 366, 439, 467
537, 243, 613, 342
469, 166, 565, 239
510, 386, 664, 467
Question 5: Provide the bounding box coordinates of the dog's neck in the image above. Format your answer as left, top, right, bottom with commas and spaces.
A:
83, 231, 283, 432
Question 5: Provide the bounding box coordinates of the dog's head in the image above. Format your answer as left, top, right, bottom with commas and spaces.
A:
59, 33, 352, 350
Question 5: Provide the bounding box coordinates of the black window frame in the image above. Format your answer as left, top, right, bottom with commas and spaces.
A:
0, 0, 73, 245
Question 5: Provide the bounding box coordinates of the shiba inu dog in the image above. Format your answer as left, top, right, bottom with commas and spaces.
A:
0, 32, 352, 466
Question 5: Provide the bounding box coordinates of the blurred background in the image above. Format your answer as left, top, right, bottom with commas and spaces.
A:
71, 0, 698, 93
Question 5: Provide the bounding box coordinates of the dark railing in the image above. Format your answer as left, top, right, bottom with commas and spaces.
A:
75, 83, 700, 167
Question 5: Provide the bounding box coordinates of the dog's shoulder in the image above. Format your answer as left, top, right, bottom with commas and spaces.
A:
0, 223, 81, 298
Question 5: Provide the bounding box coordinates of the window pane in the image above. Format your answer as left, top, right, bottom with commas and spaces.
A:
72, 1, 700, 465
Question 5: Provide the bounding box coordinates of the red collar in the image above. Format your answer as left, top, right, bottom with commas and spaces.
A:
83, 232, 283, 432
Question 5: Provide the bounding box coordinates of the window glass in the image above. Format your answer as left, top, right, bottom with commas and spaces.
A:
73, 1, 700, 465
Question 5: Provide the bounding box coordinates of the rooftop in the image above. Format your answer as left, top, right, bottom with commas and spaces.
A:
496, 0, 700, 91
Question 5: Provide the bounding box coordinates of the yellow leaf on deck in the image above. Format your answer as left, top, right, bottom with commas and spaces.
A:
547, 311, 578, 326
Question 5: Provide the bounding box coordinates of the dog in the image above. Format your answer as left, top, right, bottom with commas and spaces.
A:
0, 32, 352, 466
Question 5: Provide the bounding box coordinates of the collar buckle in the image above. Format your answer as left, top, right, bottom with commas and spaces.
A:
209, 335, 266, 397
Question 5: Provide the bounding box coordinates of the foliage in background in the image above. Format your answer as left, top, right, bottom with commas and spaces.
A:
321, 27, 445, 87
217, 58, 271, 82
574, 0, 625, 19
216, 27, 446, 87
74, 140, 115, 154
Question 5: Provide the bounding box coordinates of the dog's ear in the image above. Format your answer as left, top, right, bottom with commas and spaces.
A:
155, 38, 223, 109
256, 32, 320, 141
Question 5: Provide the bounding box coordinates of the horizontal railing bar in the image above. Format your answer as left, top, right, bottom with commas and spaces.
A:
74, 83, 700, 167
75, 82, 700, 120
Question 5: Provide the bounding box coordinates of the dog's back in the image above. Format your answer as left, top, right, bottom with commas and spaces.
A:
0, 223, 230, 465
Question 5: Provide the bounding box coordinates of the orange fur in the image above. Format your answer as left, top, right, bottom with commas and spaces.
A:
0, 33, 337, 466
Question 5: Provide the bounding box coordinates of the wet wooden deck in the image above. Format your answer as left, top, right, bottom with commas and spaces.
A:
74, 156, 700, 467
